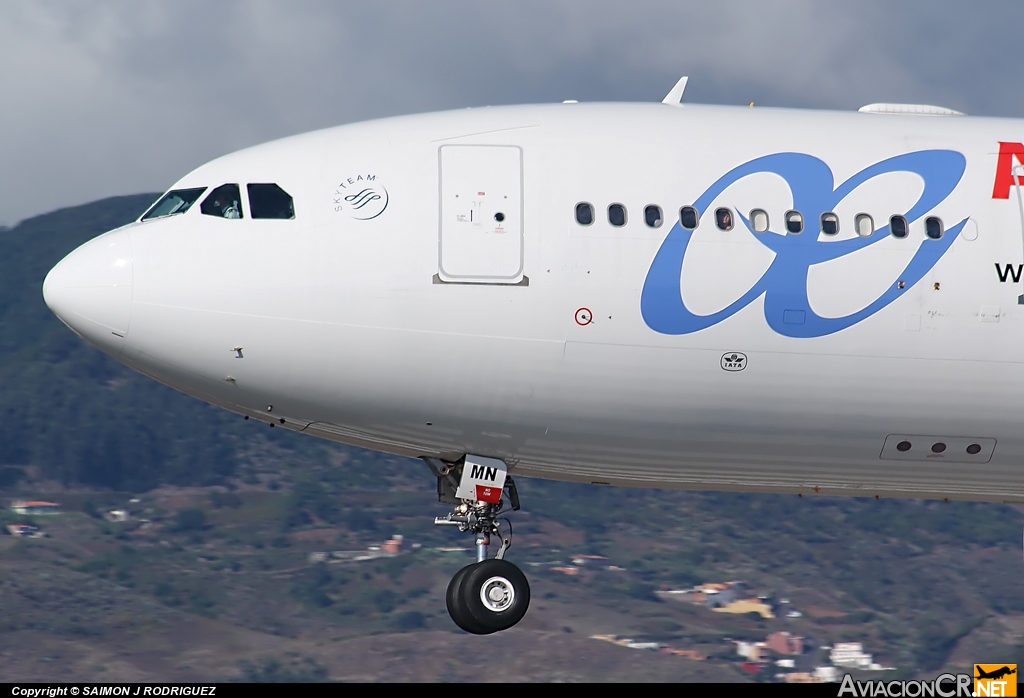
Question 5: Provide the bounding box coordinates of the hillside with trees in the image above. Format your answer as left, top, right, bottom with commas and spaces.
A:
0, 195, 330, 490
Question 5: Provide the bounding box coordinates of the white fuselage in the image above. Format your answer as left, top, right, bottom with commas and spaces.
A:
42, 102, 1024, 501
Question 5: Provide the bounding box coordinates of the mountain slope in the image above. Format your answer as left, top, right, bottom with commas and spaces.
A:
0, 195, 262, 489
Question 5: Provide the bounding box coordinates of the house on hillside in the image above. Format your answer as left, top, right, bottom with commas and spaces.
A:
815, 666, 839, 682
736, 641, 769, 662
766, 631, 804, 655
660, 648, 707, 660
829, 642, 885, 670
551, 566, 580, 576
381, 534, 403, 555
784, 672, 824, 684
696, 581, 751, 608
571, 554, 608, 566
624, 641, 660, 650
714, 598, 775, 619
6, 524, 46, 538
11, 501, 60, 515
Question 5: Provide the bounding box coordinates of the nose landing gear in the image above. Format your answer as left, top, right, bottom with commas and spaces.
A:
424, 455, 530, 634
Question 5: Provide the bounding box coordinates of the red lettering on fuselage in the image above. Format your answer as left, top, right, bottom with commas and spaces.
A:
992, 141, 1024, 199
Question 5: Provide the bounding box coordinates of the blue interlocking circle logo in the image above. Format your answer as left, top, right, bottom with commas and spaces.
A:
641, 150, 968, 338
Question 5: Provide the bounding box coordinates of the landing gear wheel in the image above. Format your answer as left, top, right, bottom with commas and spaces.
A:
446, 564, 491, 635
460, 559, 530, 633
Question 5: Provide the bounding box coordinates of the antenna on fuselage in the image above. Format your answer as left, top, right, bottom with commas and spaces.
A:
662, 76, 689, 105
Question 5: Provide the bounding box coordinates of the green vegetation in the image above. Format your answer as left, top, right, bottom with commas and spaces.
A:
0, 466, 24, 487
0, 195, 336, 491
174, 508, 207, 532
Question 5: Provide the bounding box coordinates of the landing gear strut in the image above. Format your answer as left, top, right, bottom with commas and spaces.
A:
424, 455, 530, 634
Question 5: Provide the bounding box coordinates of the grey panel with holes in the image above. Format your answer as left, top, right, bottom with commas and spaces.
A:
879, 434, 995, 463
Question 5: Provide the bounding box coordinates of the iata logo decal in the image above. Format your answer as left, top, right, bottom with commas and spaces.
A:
333, 173, 389, 220
641, 150, 968, 338
721, 352, 746, 371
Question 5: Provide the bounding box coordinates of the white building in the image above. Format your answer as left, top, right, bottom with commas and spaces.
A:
830, 642, 874, 668
11, 500, 60, 515
624, 641, 661, 650
815, 666, 839, 682
735, 641, 768, 662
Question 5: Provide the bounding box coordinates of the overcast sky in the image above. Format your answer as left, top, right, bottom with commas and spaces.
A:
2, 1, 1023, 227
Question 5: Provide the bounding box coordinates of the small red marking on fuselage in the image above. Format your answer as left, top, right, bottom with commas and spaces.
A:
992, 141, 1024, 199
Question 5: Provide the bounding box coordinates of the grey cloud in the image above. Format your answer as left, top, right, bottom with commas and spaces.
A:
1, 1, 1022, 226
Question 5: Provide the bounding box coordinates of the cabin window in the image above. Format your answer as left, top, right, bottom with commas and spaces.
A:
785, 210, 803, 234
141, 187, 206, 221
679, 206, 699, 230
925, 216, 943, 239
644, 205, 663, 228
200, 184, 244, 219
247, 183, 295, 219
715, 207, 733, 231
855, 213, 874, 237
749, 209, 769, 233
575, 202, 594, 226
820, 212, 839, 235
608, 203, 627, 227
890, 215, 909, 238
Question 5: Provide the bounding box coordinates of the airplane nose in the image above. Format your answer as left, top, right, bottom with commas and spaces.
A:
43, 227, 133, 350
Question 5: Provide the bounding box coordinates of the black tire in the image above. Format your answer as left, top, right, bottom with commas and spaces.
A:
446, 563, 491, 634
460, 559, 530, 633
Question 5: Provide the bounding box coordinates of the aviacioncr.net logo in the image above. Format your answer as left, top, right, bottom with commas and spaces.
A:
641, 150, 968, 338
838, 673, 973, 697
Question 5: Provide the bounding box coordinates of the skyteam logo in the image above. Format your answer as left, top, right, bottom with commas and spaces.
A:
641, 150, 968, 338
333, 173, 389, 220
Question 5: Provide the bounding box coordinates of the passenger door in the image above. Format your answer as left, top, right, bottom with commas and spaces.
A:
437, 145, 525, 285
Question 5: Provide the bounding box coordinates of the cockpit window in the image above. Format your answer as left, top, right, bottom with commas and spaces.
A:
247, 183, 295, 219
141, 187, 206, 221
200, 184, 244, 219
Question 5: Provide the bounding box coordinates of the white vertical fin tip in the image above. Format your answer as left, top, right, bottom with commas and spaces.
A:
662, 76, 689, 105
